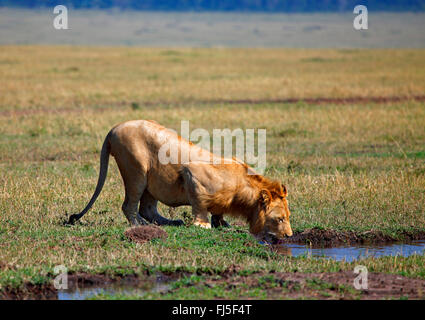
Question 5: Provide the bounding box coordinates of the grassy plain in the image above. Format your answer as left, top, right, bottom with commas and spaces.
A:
0, 47, 424, 298
1, 46, 425, 110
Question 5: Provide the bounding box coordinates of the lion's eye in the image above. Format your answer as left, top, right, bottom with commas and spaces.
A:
278, 218, 284, 223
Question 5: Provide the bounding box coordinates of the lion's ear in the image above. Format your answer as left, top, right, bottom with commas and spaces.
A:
259, 189, 272, 206
281, 184, 288, 197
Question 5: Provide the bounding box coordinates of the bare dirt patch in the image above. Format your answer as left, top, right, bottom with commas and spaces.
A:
0, 284, 57, 300
124, 225, 168, 244
198, 95, 425, 106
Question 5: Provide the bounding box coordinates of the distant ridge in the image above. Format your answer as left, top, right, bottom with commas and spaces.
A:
1, 0, 425, 12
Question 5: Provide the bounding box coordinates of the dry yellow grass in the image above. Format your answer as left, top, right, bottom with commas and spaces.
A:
1, 46, 425, 110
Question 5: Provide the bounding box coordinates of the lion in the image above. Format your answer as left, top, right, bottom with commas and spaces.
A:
68, 120, 293, 241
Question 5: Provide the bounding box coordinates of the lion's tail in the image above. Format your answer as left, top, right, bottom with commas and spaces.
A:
67, 132, 111, 225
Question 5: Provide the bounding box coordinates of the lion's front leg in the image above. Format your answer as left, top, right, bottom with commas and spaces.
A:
192, 208, 211, 229
181, 166, 213, 229
211, 214, 231, 228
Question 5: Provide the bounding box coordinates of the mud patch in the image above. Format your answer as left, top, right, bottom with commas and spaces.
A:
124, 225, 168, 244
278, 227, 425, 246
265, 271, 425, 299
0, 284, 58, 300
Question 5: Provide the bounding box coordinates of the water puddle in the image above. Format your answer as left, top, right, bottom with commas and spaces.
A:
57, 277, 172, 300
272, 240, 425, 262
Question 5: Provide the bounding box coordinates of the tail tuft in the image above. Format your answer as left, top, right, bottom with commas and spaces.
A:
66, 214, 79, 225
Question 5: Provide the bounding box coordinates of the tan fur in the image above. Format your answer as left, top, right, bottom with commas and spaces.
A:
69, 120, 292, 239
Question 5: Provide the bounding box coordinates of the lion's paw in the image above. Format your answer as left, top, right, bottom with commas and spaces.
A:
194, 221, 212, 229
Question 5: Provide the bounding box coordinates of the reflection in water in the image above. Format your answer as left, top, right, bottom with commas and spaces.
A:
270, 245, 292, 256
271, 240, 425, 262
57, 280, 171, 300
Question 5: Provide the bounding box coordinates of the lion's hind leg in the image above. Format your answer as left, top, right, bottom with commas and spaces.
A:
122, 193, 148, 226
119, 169, 149, 226
138, 191, 184, 226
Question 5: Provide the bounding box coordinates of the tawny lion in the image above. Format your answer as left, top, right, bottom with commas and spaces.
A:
68, 120, 293, 241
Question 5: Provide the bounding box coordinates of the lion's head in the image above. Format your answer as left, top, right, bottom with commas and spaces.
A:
250, 183, 292, 243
